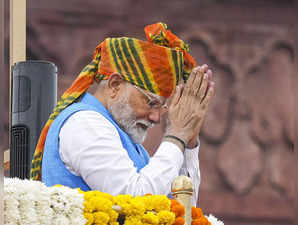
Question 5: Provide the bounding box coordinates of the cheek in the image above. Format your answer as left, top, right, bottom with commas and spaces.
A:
128, 97, 149, 119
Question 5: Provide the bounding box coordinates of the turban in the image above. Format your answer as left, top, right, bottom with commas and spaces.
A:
30, 22, 197, 180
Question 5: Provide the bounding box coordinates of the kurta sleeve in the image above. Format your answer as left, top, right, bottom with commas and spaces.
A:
179, 141, 200, 206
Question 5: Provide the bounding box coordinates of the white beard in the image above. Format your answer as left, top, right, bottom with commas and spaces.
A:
108, 94, 153, 144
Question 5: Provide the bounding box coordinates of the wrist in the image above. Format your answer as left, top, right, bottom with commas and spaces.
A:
186, 140, 198, 149
165, 127, 189, 143
186, 136, 200, 149
163, 135, 185, 152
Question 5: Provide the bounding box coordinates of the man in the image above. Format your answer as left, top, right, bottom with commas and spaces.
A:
30, 23, 215, 205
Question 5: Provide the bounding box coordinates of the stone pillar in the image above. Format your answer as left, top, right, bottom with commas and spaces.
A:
172, 175, 194, 225
9, 0, 27, 165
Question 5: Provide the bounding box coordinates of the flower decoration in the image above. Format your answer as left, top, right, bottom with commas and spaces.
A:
4, 178, 224, 225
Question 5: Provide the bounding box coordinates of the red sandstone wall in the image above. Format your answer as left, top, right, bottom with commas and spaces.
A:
2, 1, 297, 224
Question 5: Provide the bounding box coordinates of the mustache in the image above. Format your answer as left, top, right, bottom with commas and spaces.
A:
135, 119, 154, 129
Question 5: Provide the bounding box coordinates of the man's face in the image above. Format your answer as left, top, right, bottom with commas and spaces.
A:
108, 83, 165, 144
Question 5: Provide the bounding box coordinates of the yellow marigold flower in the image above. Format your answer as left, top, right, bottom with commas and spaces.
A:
77, 188, 84, 194
108, 209, 119, 222
93, 211, 110, 225
94, 197, 113, 212
114, 194, 133, 205
84, 199, 96, 213
115, 195, 145, 216
142, 212, 159, 225
84, 212, 94, 225
110, 222, 120, 225
157, 210, 175, 225
82, 190, 177, 225
126, 198, 146, 216
124, 215, 143, 225
85, 197, 111, 212
152, 195, 171, 212
143, 196, 154, 211
83, 191, 96, 202
142, 195, 171, 212
95, 191, 115, 204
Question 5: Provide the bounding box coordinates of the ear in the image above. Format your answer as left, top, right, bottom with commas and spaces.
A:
107, 73, 124, 98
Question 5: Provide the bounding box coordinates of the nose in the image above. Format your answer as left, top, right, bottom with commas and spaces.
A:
148, 108, 161, 124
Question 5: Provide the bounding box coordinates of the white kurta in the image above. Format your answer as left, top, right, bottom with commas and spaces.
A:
59, 110, 201, 205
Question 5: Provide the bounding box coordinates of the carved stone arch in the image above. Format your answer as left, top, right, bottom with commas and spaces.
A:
244, 38, 295, 149
247, 38, 295, 75
182, 28, 237, 75
182, 30, 237, 146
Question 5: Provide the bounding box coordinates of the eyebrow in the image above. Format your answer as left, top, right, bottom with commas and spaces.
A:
150, 93, 165, 103
134, 85, 166, 105
143, 89, 165, 104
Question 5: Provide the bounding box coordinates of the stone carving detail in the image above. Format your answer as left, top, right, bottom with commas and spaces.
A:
181, 25, 294, 197
268, 148, 294, 199
217, 122, 263, 194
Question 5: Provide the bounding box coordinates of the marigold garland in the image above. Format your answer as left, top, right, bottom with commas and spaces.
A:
170, 199, 185, 225
80, 189, 213, 225
173, 217, 185, 225
191, 206, 211, 225
80, 190, 118, 225
81, 190, 176, 225
4, 178, 224, 225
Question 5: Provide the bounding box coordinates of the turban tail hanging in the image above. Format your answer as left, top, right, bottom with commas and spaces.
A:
30, 22, 197, 181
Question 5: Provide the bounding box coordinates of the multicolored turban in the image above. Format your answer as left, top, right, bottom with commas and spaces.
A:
30, 22, 197, 181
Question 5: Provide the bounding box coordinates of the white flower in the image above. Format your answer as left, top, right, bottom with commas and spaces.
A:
206, 214, 224, 225
4, 194, 20, 224
4, 178, 86, 225
52, 214, 70, 225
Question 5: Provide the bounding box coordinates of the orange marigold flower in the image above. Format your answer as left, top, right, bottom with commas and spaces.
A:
170, 199, 180, 207
173, 217, 185, 225
191, 206, 203, 219
171, 204, 185, 217
192, 216, 210, 225
192, 219, 200, 225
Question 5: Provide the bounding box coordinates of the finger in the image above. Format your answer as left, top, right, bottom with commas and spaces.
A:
198, 73, 209, 101
181, 64, 208, 105
171, 84, 183, 106
193, 65, 208, 91
191, 66, 205, 97
183, 67, 200, 96
183, 66, 200, 96
201, 81, 215, 107
203, 69, 212, 93
207, 69, 213, 81
198, 65, 208, 87
201, 64, 209, 74
187, 66, 199, 86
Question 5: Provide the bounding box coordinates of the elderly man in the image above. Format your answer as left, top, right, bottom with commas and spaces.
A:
30, 23, 214, 205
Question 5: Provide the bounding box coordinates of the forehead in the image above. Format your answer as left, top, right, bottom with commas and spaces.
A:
143, 88, 166, 104
149, 91, 166, 102
130, 83, 166, 103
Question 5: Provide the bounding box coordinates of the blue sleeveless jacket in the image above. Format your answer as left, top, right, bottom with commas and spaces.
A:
41, 93, 150, 191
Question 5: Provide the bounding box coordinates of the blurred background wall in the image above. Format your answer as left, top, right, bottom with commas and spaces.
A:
2, 0, 297, 224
